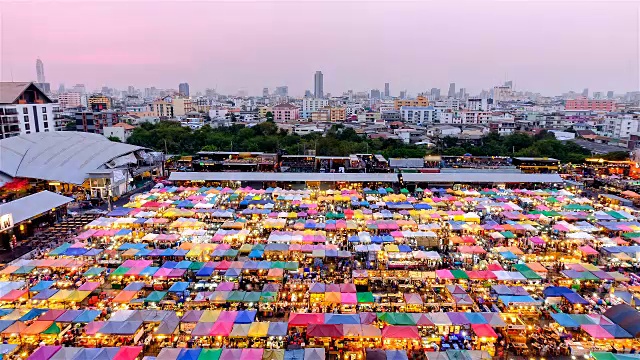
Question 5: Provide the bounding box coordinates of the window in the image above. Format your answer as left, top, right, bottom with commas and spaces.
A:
22, 108, 27, 114
42, 107, 47, 113
25, 123, 30, 131
43, 114, 48, 121
23, 116, 29, 123
44, 122, 48, 129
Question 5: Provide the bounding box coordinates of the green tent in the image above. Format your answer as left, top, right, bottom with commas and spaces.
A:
590, 353, 617, 360
546, 197, 558, 203
41, 322, 61, 335
606, 211, 627, 220
145, 291, 167, 302
386, 312, 416, 325
400, 188, 409, 194
271, 261, 286, 269
260, 292, 277, 303
197, 349, 222, 360
500, 231, 515, 239
284, 261, 299, 271
83, 267, 105, 277
513, 264, 542, 280
450, 269, 469, 280
224, 249, 238, 257
227, 291, 246, 302
385, 187, 394, 193
356, 292, 374, 303
109, 266, 130, 277
188, 261, 204, 270
564, 204, 593, 211
243, 292, 262, 303
622, 232, 640, 239
542, 211, 561, 217
415, 187, 424, 193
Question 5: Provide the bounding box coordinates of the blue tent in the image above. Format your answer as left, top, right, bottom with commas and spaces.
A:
602, 324, 633, 338
115, 229, 132, 236
139, 266, 159, 276
107, 208, 130, 217
398, 245, 412, 253
196, 267, 214, 277
160, 249, 176, 257
174, 249, 189, 257
64, 248, 88, 256
19, 308, 48, 321
284, 350, 304, 360
30, 281, 55, 292
414, 203, 432, 210
551, 313, 580, 328
73, 310, 101, 323
177, 349, 202, 360
235, 310, 256, 324
268, 322, 288, 336
248, 250, 264, 259
33, 289, 58, 300
385, 350, 408, 360
162, 261, 178, 268
0, 321, 14, 333
324, 314, 360, 325
175, 261, 192, 269
168, 282, 190, 293
563, 292, 589, 305
124, 282, 145, 291
84, 249, 104, 256
224, 268, 241, 277
543, 286, 573, 298
464, 312, 488, 325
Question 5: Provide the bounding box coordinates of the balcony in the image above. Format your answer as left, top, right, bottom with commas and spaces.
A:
0, 116, 19, 125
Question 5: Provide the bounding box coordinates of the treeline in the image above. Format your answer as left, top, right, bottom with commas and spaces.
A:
126, 121, 615, 163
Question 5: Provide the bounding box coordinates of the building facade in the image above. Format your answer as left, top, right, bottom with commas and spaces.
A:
565, 99, 616, 112
330, 107, 346, 122
88, 95, 111, 111
57, 92, 83, 110
178, 83, 190, 97
273, 103, 300, 122
302, 98, 329, 118
394, 96, 429, 110
75, 110, 119, 134
0, 82, 61, 139
400, 106, 435, 124
314, 71, 324, 98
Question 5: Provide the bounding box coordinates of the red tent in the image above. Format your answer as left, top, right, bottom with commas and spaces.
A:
288, 313, 324, 327
113, 347, 143, 360
307, 324, 344, 338
471, 324, 498, 339
381, 325, 420, 339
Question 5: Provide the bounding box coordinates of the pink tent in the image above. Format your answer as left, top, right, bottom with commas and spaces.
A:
472, 324, 498, 338
578, 246, 599, 256
381, 325, 420, 339
240, 349, 263, 360
581, 324, 614, 339
208, 321, 234, 336
84, 321, 104, 335
113, 347, 143, 360
217, 311, 238, 323
288, 313, 324, 327
27, 346, 61, 360
435, 269, 454, 279
340, 293, 357, 304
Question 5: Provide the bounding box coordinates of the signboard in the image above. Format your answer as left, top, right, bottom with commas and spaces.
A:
0, 214, 13, 232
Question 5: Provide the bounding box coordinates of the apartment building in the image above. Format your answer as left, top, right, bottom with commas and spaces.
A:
330, 107, 346, 122
273, 103, 300, 121
57, 92, 82, 109
566, 99, 616, 112
302, 98, 329, 118
0, 82, 61, 139
394, 96, 428, 110
88, 94, 111, 111
400, 106, 435, 124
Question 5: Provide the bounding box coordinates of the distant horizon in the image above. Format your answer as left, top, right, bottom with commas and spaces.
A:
1, 1, 638, 96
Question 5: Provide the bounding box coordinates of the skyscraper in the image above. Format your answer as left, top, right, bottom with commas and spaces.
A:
275, 86, 288, 97
458, 88, 466, 100
304, 90, 313, 97
263, 88, 269, 97
399, 90, 406, 99
179, 83, 190, 97
370, 89, 381, 100
582, 88, 589, 97
314, 71, 324, 98
384, 83, 390, 98
448, 83, 456, 98
36, 58, 45, 83
430, 88, 441, 100
607, 91, 614, 99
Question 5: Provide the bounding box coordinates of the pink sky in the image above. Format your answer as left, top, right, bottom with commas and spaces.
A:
1, 1, 638, 96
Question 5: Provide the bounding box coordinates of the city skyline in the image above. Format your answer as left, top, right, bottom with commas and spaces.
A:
1, 1, 638, 96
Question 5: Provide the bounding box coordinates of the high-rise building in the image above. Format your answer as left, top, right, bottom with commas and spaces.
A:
58, 92, 82, 110
88, 95, 111, 111
127, 86, 135, 95
448, 83, 456, 98
58, 84, 65, 94
314, 71, 324, 98
607, 91, 615, 99
593, 92, 603, 100
430, 88, 441, 100
263, 87, 269, 97
72, 84, 86, 94
458, 88, 466, 100
384, 83, 390, 98
178, 83, 190, 97
370, 89, 381, 100
399, 90, 406, 99
504, 81, 513, 89
275, 86, 288, 97
582, 88, 589, 98
36, 58, 45, 83
304, 90, 313, 97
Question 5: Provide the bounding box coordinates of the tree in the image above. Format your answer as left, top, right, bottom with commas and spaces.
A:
265, 111, 274, 122
107, 136, 122, 142
602, 151, 630, 161
65, 122, 76, 131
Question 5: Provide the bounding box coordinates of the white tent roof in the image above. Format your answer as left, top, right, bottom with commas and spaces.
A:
0, 191, 73, 224
0, 132, 144, 184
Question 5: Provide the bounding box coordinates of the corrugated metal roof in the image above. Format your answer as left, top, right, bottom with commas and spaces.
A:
0, 132, 144, 184
0, 191, 74, 225
168, 171, 564, 184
